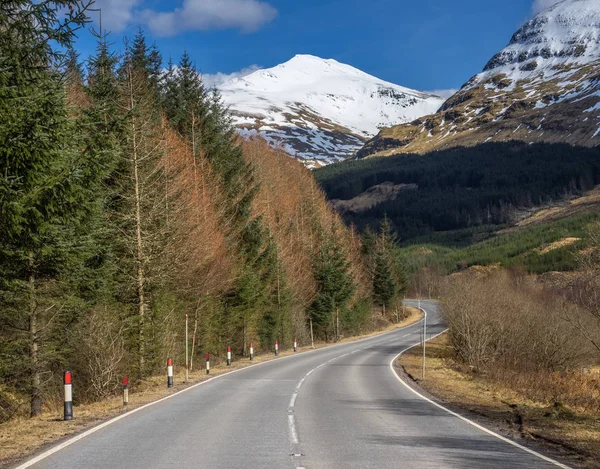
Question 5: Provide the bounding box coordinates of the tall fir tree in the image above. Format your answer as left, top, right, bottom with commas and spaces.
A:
309, 230, 355, 341
0, 0, 100, 416
372, 217, 399, 315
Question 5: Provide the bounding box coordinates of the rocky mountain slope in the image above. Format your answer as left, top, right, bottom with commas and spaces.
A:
358, 0, 600, 159
217, 55, 443, 167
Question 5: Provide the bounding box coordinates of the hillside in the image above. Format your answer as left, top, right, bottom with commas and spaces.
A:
316, 141, 600, 241
358, 0, 600, 158
218, 55, 443, 167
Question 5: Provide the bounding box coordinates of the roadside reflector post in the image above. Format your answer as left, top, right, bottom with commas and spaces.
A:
227, 347, 231, 366
205, 353, 210, 375
167, 358, 173, 388
63, 371, 73, 421
123, 376, 129, 406
275, 340, 279, 356
293, 338, 297, 353
249, 343, 254, 360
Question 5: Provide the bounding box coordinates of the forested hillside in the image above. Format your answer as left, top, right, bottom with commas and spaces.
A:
316, 142, 600, 239
0, 2, 405, 422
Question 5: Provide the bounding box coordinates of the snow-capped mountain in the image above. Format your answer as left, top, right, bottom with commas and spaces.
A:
217, 55, 444, 167
359, 0, 600, 158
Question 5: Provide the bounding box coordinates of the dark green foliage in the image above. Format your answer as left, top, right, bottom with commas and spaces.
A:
341, 297, 372, 335
316, 142, 600, 240
371, 218, 398, 310
309, 232, 356, 340
373, 250, 397, 309
0, 0, 104, 417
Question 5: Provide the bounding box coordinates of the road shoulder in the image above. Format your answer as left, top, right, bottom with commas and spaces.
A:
395, 332, 600, 469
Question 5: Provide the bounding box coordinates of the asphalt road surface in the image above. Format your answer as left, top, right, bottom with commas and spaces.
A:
19, 301, 568, 469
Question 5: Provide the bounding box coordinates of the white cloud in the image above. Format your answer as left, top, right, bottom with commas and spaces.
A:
426, 89, 458, 99
141, 0, 277, 37
90, 0, 141, 33
203, 65, 262, 88
531, 0, 562, 15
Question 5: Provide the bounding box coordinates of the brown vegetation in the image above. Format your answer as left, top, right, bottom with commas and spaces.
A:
399, 333, 600, 468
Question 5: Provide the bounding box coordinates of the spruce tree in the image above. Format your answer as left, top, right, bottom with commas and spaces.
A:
0, 0, 99, 416
372, 218, 398, 315
309, 232, 355, 341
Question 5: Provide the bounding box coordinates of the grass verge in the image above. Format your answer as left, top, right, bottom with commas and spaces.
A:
0, 306, 422, 468
397, 333, 600, 469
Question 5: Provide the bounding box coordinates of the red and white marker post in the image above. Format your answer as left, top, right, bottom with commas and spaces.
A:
167, 358, 173, 388
205, 353, 210, 375
123, 376, 129, 406
249, 343, 254, 360
293, 338, 297, 353
275, 340, 279, 356
64, 371, 73, 421
227, 347, 232, 366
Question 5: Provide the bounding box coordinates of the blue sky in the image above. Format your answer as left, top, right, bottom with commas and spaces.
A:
77, 0, 559, 94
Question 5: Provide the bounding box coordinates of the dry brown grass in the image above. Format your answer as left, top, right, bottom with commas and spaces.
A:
399, 333, 600, 469
535, 237, 581, 255
0, 307, 422, 469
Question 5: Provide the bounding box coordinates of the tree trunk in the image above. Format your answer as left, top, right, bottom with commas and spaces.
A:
190, 308, 199, 371
128, 65, 146, 379
28, 255, 42, 417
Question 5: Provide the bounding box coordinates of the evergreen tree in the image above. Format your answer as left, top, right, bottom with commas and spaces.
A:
372, 218, 398, 314
0, 0, 99, 416
309, 232, 355, 341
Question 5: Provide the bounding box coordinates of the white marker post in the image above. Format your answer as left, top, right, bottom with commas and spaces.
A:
293, 338, 297, 353
123, 376, 129, 407
205, 353, 210, 375
185, 314, 189, 382
227, 347, 231, 366
249, 343, 254, 360
275, 340, 279, 356
167, 358, 173, 388
63, 371, 73, 421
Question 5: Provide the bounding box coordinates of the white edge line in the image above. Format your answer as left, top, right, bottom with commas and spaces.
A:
15, 307, 428, 469
389, 309, 572, 469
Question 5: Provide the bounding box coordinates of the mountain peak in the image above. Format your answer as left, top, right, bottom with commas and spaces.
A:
480, 0, 600, 77
218, 55, 444, 166
356, 0, 600, 159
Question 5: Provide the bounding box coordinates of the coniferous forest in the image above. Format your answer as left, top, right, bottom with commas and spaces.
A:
0, 1, 405, 420
316, 142, 600, 240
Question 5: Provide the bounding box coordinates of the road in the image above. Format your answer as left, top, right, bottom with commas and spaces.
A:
19, 301, 567, 469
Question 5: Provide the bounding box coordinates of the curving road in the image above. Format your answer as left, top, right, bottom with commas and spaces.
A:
19, 301, 568, 469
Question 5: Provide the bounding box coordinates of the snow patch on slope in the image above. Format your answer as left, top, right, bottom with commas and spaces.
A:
470, 0, 600, 89
218, 55, 444, 165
